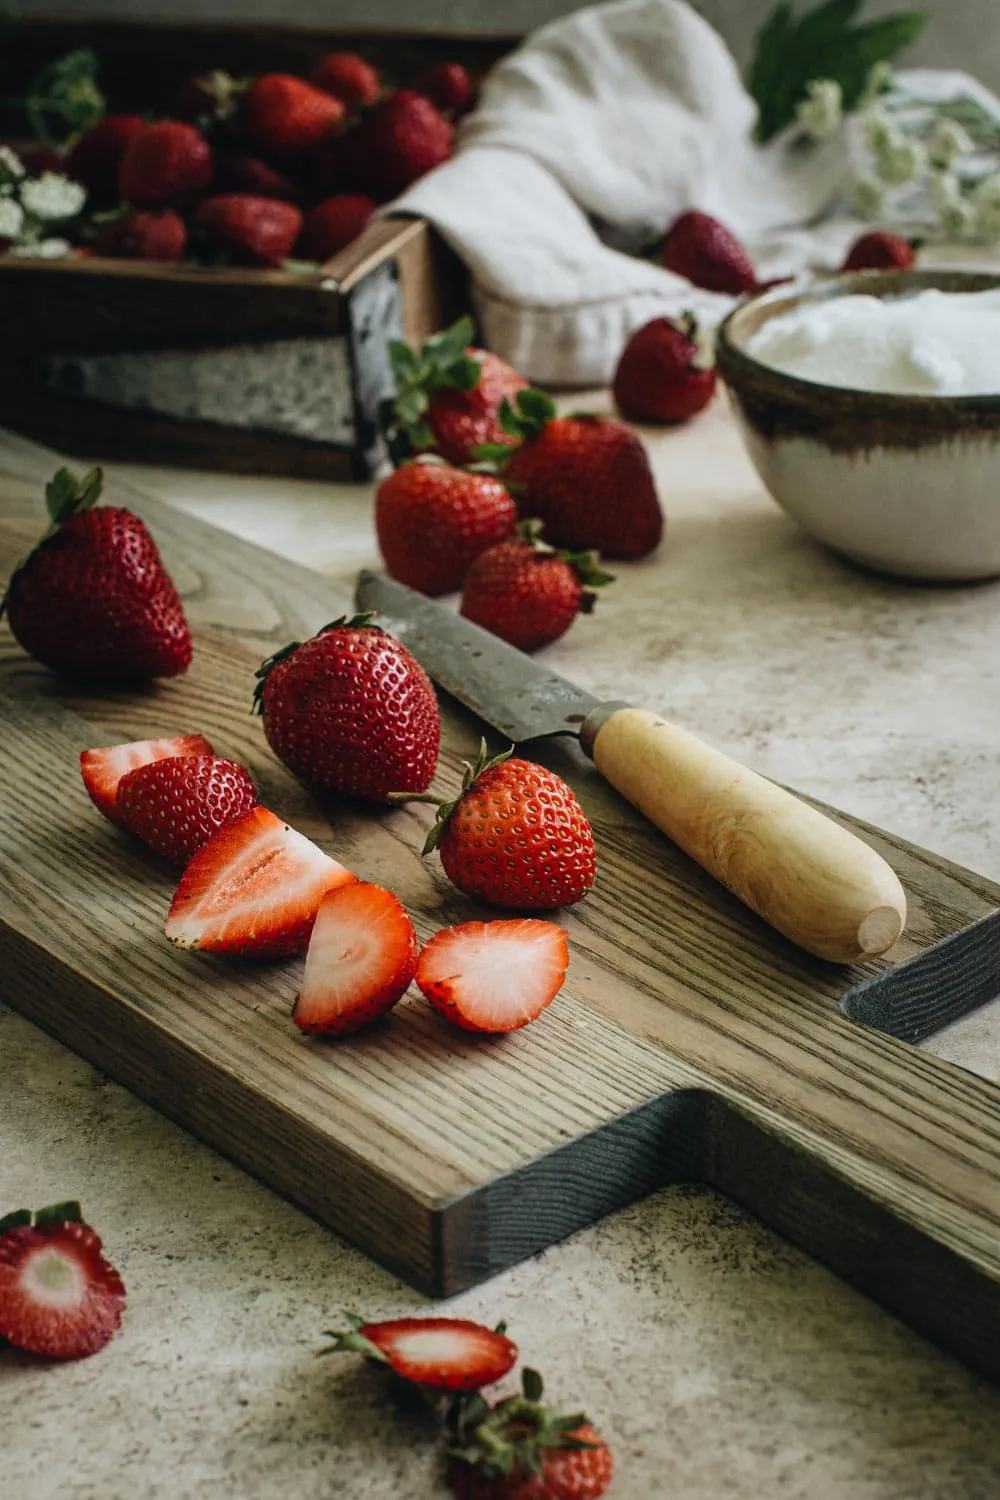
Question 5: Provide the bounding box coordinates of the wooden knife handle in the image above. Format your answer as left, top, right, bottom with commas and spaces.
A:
583, 706, 906, 964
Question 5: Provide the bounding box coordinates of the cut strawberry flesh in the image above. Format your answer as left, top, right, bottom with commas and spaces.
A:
294, 880, 418, 1036
416, 919, 569, 1033
80, 733, 214, 826
361, 1316, 518, 1391
0, 1221, 126, 1360
165, 805, 355, 959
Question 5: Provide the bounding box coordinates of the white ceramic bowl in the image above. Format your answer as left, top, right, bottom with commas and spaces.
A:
717, 270, 1000, 581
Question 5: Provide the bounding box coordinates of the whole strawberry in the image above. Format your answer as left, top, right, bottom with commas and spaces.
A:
243, 73, 345, 159
447, 1368, 613, 1500
309, 52, 382, 112
254, 614, 440, 802
220, 154, 305, 204
297, 193, 376, 260
116, 753, 258, 864
2, 466, 191, 680
416, 61, 476, 119
337, 89, 452, 201
383, 315, 528, 466
66, 114, 143, 202
841, 230, 917, 272
92, 209, 188, 262
375, 458, 516, 596
613, 313, 717, 424
460, 520, 612, 652
662, 209, 757, 295
118, 120, 213, 207
409, 742, 596, 910
193, 194, 303, 266
493, 390, 663, 559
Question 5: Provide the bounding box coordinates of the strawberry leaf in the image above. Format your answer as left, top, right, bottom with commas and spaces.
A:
35, 1200, 83, 1227
423, 314, 475, 371
0, 1209, 33, 1234
522, 1367, 544, 1402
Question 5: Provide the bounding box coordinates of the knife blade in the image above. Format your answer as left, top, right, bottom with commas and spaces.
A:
355, 569, 907, 965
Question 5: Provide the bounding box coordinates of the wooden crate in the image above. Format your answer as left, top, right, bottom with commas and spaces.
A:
0, 20, 517, 480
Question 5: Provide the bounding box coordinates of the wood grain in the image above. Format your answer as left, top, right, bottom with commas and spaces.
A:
2, 428, 1000, 1378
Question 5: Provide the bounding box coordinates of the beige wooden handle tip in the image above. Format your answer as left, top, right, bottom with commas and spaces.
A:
587, 707, 907, 965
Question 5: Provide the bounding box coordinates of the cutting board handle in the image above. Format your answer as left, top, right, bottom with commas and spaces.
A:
583, 706, 906, 964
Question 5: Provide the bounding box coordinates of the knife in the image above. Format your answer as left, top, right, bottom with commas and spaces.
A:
355, 570, 907, 964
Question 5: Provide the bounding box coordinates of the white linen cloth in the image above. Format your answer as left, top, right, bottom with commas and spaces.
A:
392, 0, 997, 386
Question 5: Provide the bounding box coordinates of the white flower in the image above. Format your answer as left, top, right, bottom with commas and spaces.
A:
0, 145, 25, 183
972, 172, 1000, 237
863, 111, 897, 154
851, 176, 885, 219
10, 236, 72, 259
940, 198, 976, 239
876, 137, 929, 187
796, 78, 843, 141
930, 170, 963, 212
930, 117, 976, 169
0, 197, 25, 239
18, 172, 86, 223
860, 62, 894, 109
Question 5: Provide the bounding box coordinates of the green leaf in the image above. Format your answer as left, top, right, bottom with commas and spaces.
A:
0, 1209, 32, 1234
498, 398, 525, 438
25, 47, 105, 146
516, 388, 557, 427
388, 340, 420, 384
436, 354, 481, 392
522, 1367, 544, 1402
837, 13, 928, 108
35, 1200, 83, 1227
395, 388, 429, 426
424, 314, 475, 371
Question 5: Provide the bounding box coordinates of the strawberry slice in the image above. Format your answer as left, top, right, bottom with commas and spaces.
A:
116, 754, 258, 865
164, 805, 355, 959
416, 920, 569, 1033
324, 1313, 518, 1392
0, 1207, 126, 1361
294, 881, 418, 1037
80, 734, 214, 827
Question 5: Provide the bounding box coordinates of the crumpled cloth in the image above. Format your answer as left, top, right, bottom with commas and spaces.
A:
392, 0, 998, 386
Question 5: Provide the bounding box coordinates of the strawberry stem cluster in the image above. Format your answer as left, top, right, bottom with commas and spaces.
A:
381, 315, 483, 464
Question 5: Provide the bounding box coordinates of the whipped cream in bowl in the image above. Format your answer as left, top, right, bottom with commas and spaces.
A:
716, 270, 1000, 582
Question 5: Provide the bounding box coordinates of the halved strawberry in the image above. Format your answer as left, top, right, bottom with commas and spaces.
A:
294, 881, 418, 1037
0, 1205, 126, 1361
80, 734, 214, 827
164, 805, 355, 959
416, 920, 569, 1033
116, 753, 258, 865
324, 1312, 517, 1392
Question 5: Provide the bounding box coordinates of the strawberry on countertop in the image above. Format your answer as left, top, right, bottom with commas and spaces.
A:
0, 1202, 126, 1361
2, 466, 192, 680
118, 120, 214, 207
116, 753, 257, 865
243, 73, 346, 159
375, 457, 516, 596
612, 313, 717, 425
254, 614, 440, 803
293, 880, 418, 1037
324, 1311, 518, 1391
165, 805, 355, 959
416, 919, 570, 1034
661, 209, 758, 296
193, 193, 303, 266
80, 733, 215, 826
459, 519, 612, 653
309, 52, 382, 112
841, 230, 917, 271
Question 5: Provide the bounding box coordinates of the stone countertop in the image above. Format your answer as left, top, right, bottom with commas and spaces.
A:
5, 390, 1000, 1499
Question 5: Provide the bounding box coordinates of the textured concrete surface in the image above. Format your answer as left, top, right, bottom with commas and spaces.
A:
6, 389, 1000, 1496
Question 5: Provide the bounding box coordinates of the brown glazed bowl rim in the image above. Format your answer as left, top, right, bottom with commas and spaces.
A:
716, 268, 1000, 418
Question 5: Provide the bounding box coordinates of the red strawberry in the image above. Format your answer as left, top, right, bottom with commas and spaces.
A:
337, 89, 452, 202
118, 120, 213, 207
385, 315, 528, 467
416, 61, 476, 119
375, 458, 516, 596
416, 919, 569, 1032
116, 754, 257, 865
460, 520, 612, 652
612, 313, 717, 424
447, 1370, 612, 1500
254, 614, 440, 803
220, 154, 305, 205
91, 209, 188, 262
325, 1312, 517, 1391
309, 52, 382, 112
193, 193, 303, 266
297, 193, 376, 260
841, 230, 917, 272
2, 466, 192, 680
0, 1204, 126, 1361
497, 391, 663, 560
165, 805, 355, 959
65, 114, 143, 202
171, 69, 243, 127
293, 881, 418, 1036
662, 209, 758, 296
80, 733, 214, 827
413, 743, 596, 912
243, 73, 346, 159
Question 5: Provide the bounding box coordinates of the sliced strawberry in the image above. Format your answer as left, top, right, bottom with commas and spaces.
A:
116, 754, 258, 865
0, 1212, 126, 1361
416, 920, 569, 1033
294, 881, 418, 1037
80, 733, 214, 827
164, 805, 355, 959
325, 1313, 518, 1392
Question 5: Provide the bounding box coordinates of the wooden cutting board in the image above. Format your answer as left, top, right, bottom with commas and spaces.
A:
3, 430, 1000, 1383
